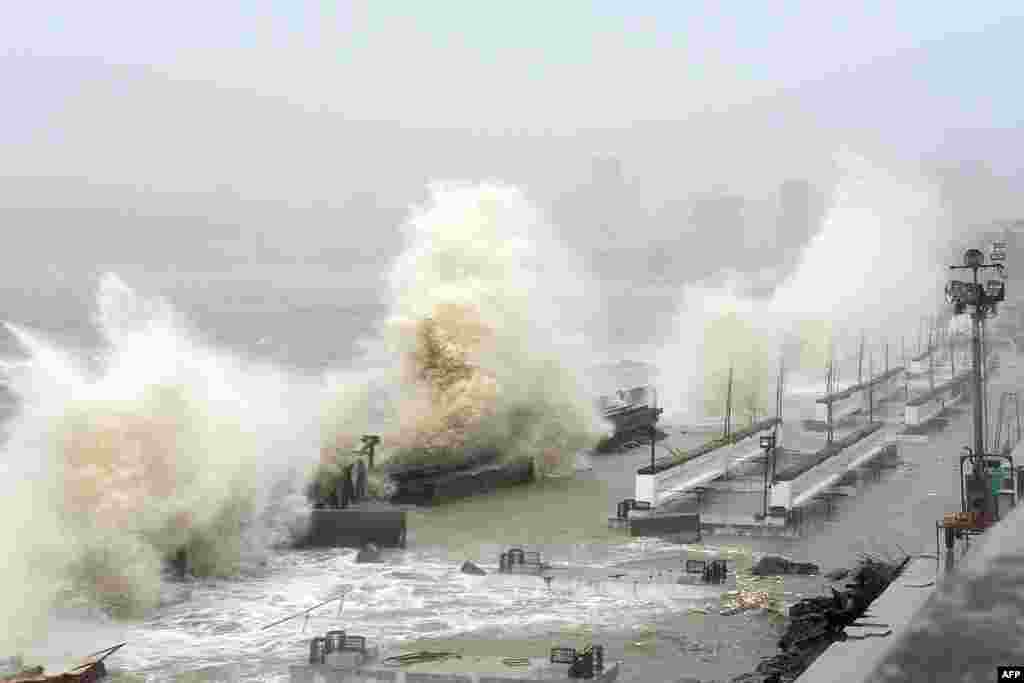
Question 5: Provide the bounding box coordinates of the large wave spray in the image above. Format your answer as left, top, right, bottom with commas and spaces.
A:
657, 150, 954, 421
0, 275, 322, 651
322, 182, 609, 474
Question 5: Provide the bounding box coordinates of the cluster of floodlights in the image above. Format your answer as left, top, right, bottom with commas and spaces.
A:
946, 247, 1006, 316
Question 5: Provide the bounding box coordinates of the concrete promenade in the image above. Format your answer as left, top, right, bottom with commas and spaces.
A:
800, 356, 1024, 682
855, 498, 1024, 682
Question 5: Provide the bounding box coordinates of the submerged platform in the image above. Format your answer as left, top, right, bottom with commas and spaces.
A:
606, 511, 701, 542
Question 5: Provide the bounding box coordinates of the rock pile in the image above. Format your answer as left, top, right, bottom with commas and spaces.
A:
729, 553, 908, 683
750, 554, 819, 576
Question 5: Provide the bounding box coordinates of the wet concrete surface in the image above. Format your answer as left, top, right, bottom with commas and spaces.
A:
328, 357, 1008, 683
586, 366, 984, 571
860, 494, 1024, 682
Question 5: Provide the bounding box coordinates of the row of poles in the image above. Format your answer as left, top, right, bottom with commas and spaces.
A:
718, 315, 959, 446
725, 315, 963, 517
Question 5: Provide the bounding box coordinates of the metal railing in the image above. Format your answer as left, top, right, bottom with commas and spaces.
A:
261, 588, 351, 632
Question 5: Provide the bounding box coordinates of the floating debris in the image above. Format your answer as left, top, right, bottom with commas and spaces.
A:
728, 553, 908, 683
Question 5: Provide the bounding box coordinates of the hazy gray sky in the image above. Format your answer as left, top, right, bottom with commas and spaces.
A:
2, 3, 1022, 343
0, 3, 1022, 382
5, 3, 1023, 132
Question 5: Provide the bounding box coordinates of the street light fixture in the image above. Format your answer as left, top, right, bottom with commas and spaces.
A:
760, 433, 776, 519
948, 248, 1008, 524
963, 248, 985, 268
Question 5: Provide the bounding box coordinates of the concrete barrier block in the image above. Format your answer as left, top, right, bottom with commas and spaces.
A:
299, 509, 408, 549
629, 512, 700, 541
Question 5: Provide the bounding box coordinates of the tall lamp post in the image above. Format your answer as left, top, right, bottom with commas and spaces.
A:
649, 424, 657, 474
947, 247, 1006, 523
760, 433, 777, 519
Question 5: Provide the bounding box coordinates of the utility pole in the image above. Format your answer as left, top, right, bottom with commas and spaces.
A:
762, 358, 781, 521
773, 357, 784, 483
982, 319, 991, 451
760, 431, 776, 519
902, 336, 909, 401
868, 352, 875, 423
858, 333, 865, 386
649, 424, 657, 474
723, 364, 734, 440
950, 327, 956, 378
929, 321, 936, 393
826, 359, 835, 447
947, 248, 1006, 524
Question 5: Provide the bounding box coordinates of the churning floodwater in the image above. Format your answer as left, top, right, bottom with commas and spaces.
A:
46, 541, 763, 681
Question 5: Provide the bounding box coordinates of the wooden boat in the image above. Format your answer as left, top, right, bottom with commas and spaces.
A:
1, 644, 124, 683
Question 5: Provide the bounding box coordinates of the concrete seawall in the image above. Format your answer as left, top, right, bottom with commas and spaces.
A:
846, 489, 1024, 681
796, 557, 938, 683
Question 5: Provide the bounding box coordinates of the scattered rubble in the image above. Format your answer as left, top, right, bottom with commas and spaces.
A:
750, 554, 819, 576
823, 568, 850, 581
728, 553, 908, 683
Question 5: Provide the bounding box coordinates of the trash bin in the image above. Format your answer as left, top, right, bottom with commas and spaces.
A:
991, 464, 1007, 498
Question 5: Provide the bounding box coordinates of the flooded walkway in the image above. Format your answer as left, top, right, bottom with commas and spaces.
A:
17, 360, 1014, 683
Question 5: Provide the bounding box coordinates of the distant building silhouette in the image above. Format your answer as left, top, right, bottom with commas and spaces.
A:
777, 179, 826, 249
689, 190, 746, 245
591, 156, 624, 189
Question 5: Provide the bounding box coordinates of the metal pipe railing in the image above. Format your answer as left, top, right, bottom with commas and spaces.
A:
261, 589, 351, 632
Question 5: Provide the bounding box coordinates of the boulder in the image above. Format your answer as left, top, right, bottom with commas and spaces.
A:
460, 560, 487, 576
824, 568, 850, 581
751, 554, 818, 576
355, 543, 383, 563
790, 562, 820, 575
750, 555, 792, 576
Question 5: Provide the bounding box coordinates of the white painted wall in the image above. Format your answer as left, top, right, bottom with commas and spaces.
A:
769, 481, 792, 510
634, 427, 774, 506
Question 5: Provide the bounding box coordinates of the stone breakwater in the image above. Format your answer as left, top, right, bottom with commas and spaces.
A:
728, 554, 909, 683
